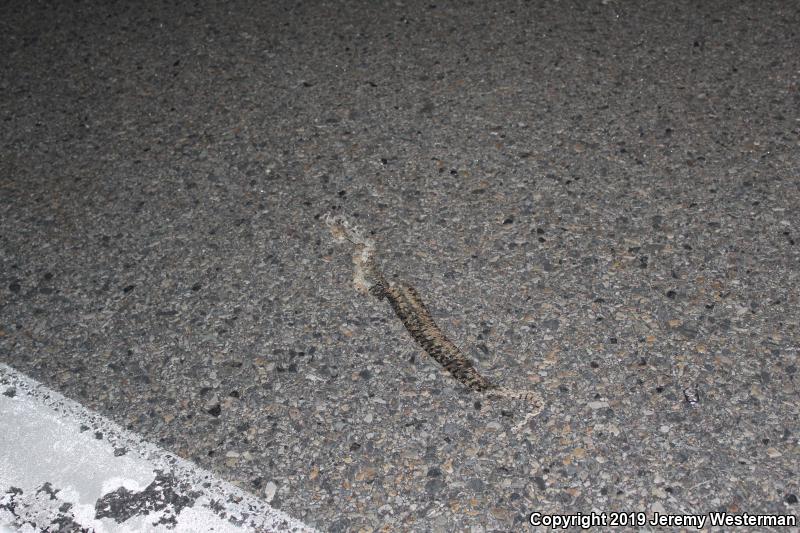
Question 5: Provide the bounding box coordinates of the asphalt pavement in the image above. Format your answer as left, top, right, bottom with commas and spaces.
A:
1, 1, 799, 531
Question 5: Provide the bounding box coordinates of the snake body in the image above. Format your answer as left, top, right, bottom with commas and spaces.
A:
384, 282, 495, 393
324, 213, 543, 417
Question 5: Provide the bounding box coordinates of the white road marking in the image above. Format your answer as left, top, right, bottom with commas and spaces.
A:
0, 364, 316, 532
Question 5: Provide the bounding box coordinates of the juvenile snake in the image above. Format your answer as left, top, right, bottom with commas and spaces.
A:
323, 213, 543, 423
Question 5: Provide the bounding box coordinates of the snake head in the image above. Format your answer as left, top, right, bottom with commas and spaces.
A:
323, 212, 375, 248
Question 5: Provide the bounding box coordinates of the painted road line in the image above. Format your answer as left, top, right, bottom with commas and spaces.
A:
0, 364, 316, 532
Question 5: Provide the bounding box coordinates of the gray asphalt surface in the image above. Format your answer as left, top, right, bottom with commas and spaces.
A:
2, 0, 799, 531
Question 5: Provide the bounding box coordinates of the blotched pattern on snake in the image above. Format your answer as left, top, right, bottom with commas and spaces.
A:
323, 213, 543, 427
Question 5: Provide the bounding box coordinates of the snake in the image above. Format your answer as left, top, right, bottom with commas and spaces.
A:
323, 213, 543, 424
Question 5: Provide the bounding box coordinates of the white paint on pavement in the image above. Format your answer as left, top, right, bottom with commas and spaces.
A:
0, 364, 316, 532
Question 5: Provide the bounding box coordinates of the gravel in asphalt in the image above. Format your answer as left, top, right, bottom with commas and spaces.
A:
1, 1, 798, 531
